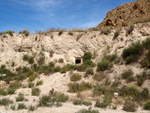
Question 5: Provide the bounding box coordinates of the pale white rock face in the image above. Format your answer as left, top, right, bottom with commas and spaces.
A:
0, 22, 150, 70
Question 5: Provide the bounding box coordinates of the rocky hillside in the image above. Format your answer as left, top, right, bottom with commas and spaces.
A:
0, 23, 150, 113
96, 0, 150, 30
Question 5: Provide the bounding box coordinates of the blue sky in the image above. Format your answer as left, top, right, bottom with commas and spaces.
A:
0, 0, 136, 33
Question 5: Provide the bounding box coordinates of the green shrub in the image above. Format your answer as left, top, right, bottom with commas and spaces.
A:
16, 93, 25, 102
73, 100, 83, 105
70, 74, 82, 82
2, 30, 15, 36
68, 82, 92, 93
23, 55, 28, 61
93, 73, 105, 81
141, 88, 149, 100
141, 50, 150, 68
0, 89, 7, 95
60, 64, 76, 73
58, 58, 64, 63
83, 52, 92, 62
122, 41, 143, 64
142, 37, 150, 49
36, 80, 43, 86
97, 59, 111, 71
28, 82, 34, 88
32, 88, 40, 96
85, 68, 94, 75
123, 100, 136, 112
19, 30, 30, 36
121, 69, 134, 82
56, 93, 68, 102
10, 105, 16, 110
58, 30, 63, 36
103, 54, 118, 62
101, 30, 111, 35
9, 81, 21, 89
136, 72, 147, 86
93, 86, 114, 97
38, 56, 45, 65
73, 99, 92, 106
144, 101, 150, 110
68, 32, 73, 36
76, 108, 99, 113
28, 105, 36, 111
95, 96, 112, 108
50, 50, 54, 57
18, 103, 27, 110
7, 88, 15, 94
28, 57, 34, 64
29, 75, 36, 82
39, 95, 52, 107
83, 60, 94, 68
0, 98, 13, 106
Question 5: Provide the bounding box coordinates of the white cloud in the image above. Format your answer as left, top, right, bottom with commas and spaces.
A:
10, 0, 62, 10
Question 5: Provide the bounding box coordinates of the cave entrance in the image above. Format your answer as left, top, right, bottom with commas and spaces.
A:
75, 57, 82, 65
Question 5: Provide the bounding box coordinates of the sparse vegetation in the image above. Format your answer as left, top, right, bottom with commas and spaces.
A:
68, 82, 92, 93
122, 41, 143, 64
32, 88, 40, 96
123, 100, 136, 112
97, 59, 110, 71
76, 108, 99, 113
70, 74, 82, 82
1, 30, 15, 36
95, 96, 112, 108
121, 69, 134, 82
101, 29, 111, 35
36, 80, 43, 86
19, 30, 30, 36
144, 101, 150, 110
73, 99, 92, 106
0, 98, 13, 106
16, 93, 25, 102
18, 103, 27, 110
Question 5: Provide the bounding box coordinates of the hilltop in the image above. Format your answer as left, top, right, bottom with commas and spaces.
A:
96, 0, 150, 30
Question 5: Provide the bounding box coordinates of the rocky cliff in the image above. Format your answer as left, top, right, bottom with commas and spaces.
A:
96, 0, 150, 30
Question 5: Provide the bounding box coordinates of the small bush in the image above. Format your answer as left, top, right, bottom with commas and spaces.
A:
83, 52, 92, 62
85, 68, 94, 75
123, 100, 136, 112
141, 88, 149, 100
56, 93, 68, 102
94, 73, 105, 81
9, 81, 21, 90
7, 88, 15, 94
144, 101, 150, 110
0, 98, 13, 106
50, 50, 54, 57
39, 95, 52, 107
68, 32, 73, 36
83, 101, 92, 106
76, 108, 99, 113
58, 30, 63, 36
28, 57, 34, 64
122, 41, 143, 64
38, 56, 45, 65
16, 93, 25, 102
36, 80, 43, 86
136, 72, 147, 86
18, 103, 27, 110
28, 105, 36, 111
70, 74, 82, 82
32, 88, 40, 96
60, 64, 76, 73
2, 30, 15, 36
95, 96, 112, 108
121, 69, 134, 82
97, 59, 111, 71
0, 89, 7, 95
142, 37, 150, 49
101, 30, 111, 35
29, 75, 36, 82
19, 30, 30, 36
68, 82, 92, 93
28, 82, 34, 88
58, 58, 64, 63
73, 100, 83, 105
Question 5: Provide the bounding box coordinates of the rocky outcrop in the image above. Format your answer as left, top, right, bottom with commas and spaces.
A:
96, 0, 150, 30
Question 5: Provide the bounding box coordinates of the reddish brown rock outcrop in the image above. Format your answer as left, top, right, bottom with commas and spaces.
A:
96, 0, 150, 30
